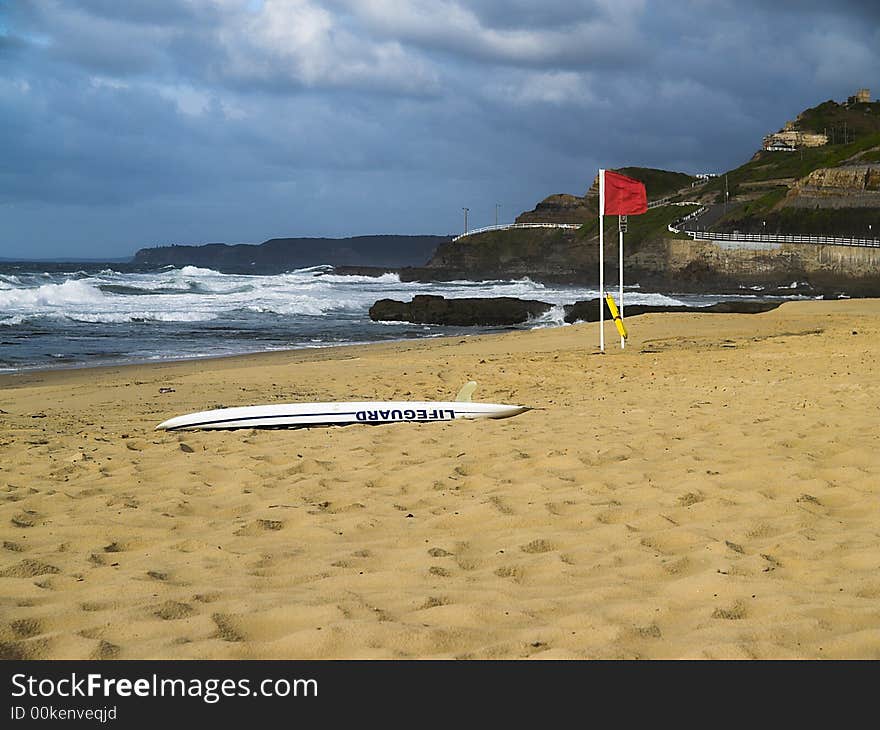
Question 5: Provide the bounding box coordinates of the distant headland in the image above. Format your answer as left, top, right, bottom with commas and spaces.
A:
131, 235, 451, 274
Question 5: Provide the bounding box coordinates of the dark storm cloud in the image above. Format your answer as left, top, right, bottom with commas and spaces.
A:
65, 0, 208, 25
327, 0, 650, 69
0, 30, 27, 56
467, 0, 605, 29
0, 0, 878, 258
759, 0, 880, 21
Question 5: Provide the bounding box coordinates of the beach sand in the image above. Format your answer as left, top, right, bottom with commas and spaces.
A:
2, 299, 879, 660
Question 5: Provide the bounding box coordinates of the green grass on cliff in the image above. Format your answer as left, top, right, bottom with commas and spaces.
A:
615, 167, 697, 200
578, 204, 698, 249
795, 100, 880, 141
702, 132, 880, 201
719, 187, 788, 223
717, 206, 879, 238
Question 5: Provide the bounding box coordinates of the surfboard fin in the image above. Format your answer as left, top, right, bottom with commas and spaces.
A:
455, 381, 478, 402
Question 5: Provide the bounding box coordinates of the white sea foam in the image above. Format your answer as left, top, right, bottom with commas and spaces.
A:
178, 265, 225, 277
529, 304, 568, 328
243, 299, 332, 317
308, 272, 403, 285
74, 311, 218, 324
0, 279, 105, 307
0, 274, 23, 289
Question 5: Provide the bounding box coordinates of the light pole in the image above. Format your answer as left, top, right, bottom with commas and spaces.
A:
463, 207, 469, 235
495, 203, 501, 227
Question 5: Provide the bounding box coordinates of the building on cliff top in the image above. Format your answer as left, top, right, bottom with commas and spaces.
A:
763, 128, 828, 151
847, 88, 871, 104
762, 89, 875, 151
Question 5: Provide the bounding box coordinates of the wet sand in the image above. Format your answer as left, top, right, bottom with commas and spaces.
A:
2, 298, 879, 659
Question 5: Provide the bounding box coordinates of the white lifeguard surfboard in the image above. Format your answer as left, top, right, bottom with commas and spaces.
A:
154, 383, 529, 431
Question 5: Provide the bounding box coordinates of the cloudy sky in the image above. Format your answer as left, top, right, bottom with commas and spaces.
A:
1, 1, 878, 259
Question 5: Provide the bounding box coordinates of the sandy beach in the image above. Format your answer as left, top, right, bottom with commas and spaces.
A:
2, 298, 879, 660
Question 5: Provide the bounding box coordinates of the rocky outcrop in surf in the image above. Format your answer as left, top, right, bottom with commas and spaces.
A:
368, 295, 784, 327
368, 295, 553, 326
562, 299, 783, 324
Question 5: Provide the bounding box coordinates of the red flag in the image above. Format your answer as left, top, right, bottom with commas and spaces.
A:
602, 170, 647, 215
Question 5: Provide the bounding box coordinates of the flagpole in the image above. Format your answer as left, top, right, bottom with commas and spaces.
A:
619, 215, 625, 350
598, 169, 605, 353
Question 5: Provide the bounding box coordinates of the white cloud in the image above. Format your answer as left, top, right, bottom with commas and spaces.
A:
213, 0, 440, 94
153, 83, 212, 116
485, 70, 599, 106
89, 76, 130, 91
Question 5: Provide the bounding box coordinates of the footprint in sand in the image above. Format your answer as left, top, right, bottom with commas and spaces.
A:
545, 500, 577, 516
494, 565, 525, 582
80, 601, 113, 612
489, 496, 515, 515
0, 636, 51, 660
8, 618, 43, 639
233, 518, 284, 536
154, 601, 197, 621
520, 539, 554, 554
677, 492, 704, 506
211, 614, 245, 642
0, 560, 61, 578
193, 592, 221, 604
712, 600, 747, 620
103, 541, 133, 553
90, 640, 121, 660
11, 511, 41, 528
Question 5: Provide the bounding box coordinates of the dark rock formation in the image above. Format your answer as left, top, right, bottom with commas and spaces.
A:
563, 298, 783, 324
369, 295, 553, 326
369, 295, 783, 328
400, 226, 593, 284
516, 194, 594, 224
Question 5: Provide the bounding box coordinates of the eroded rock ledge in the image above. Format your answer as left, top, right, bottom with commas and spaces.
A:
369, 295, 783, 326
369, 295, 552, 326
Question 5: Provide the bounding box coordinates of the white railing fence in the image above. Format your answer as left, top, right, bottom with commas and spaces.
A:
453, 222, 582, 241
669, 210, 880, 248
453, 201, 703, 241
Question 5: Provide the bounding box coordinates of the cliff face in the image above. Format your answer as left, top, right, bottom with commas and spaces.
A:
786, 165, 880, 208
515, 194, 594, 224
403, 227, 597, 284
132, 235, 451, 273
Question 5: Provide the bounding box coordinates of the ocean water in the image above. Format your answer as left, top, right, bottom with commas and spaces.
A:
0, 263, 792, 372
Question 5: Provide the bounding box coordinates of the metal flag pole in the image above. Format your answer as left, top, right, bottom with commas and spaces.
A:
598, 169, 605, 352
619, 214, 626, 349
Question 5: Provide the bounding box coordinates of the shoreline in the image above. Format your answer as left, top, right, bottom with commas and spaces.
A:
3, 299, 880, 659
0, 290, 812, 377
0, 337, 414, 380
